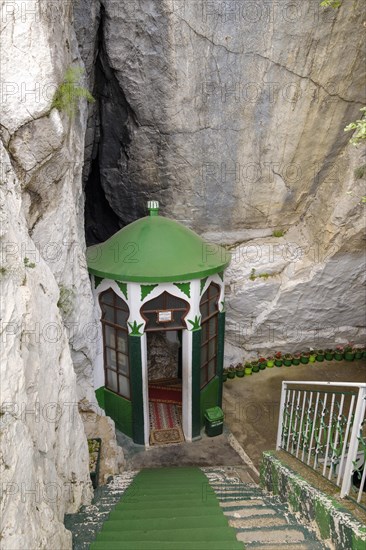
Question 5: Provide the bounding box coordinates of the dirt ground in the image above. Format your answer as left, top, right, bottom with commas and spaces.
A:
222, 359, 366, 469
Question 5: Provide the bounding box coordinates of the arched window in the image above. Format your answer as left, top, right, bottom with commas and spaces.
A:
141, 291, 190, 332
99, 289, 130, 399
200, 283, 220, 388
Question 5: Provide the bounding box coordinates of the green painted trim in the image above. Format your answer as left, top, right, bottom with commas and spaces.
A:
218, 271, 224, 281
217, 311, 226, 408
95, 387, 133, 438
94, 276, 103, 289
116, 281, 128, 300
95, 386, 105, 409
187, 315, 201, 331
128, 320, 144, 336
88, 265, 228, 283
141, 284, 158, 301
200, 377, 219, 426
200, 277, 208, 294
129, 335, 145, 444
173, 282, 191, 298
191, 329, 202, 439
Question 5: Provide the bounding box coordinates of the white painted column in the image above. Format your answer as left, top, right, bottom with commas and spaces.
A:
140, 332, 150, 447
182, 328, 192, 441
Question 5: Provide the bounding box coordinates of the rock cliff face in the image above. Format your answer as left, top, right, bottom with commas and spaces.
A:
77, 0, 366, 358
0, 2, 95, 548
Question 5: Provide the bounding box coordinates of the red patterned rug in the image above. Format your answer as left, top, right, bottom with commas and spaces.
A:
148, 379, 182, 404
149, 401, 182, 430
150, 427, 185, 445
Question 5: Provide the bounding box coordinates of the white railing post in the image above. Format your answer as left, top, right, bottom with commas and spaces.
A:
276, 381, 287, 450
340, 387, 366, 498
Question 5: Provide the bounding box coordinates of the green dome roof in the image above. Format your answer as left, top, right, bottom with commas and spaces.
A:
86, 211, 230, 283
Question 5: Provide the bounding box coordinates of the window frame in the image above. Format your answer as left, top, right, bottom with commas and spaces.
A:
99, 289, 131, 400
199, 283, 220, 388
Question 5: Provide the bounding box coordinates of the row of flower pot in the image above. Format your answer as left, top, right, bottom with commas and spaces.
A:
223, 346, 366, 380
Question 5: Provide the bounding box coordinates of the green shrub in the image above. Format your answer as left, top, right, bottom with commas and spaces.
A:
52, 67, 95, 116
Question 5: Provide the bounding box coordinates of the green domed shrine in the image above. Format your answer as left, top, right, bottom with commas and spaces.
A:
87, 202, 230, 445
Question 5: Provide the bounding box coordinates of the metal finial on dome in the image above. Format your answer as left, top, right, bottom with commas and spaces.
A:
147, 200, 159, 216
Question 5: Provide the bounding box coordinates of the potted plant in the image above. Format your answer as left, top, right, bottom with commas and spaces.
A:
334, 345, 344, 361
292, 353, 301, 365
309, 351, 317, 363
88, 438, 102, 489
244, 362, 252, 376
316, 349, 325, 362
325, 348, 334, 361
344, 344, 355, 361
235, 362, 245, 377
266, 356, 275, 368
251, 360, 260, 373
258, 357, 267, 370
354, 347, 363, 360
223, 368, 228, 382
300, 351, 310, 364
274, 351, 283, 367
227, 364, 236, 379
282, 353, 292, 366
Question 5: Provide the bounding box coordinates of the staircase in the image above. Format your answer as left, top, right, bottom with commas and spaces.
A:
203, 467, 329, 549
89, 467, 244, 549
65, 467, 329, 550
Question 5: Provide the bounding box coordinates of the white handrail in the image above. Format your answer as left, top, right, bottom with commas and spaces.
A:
276, 381, 366, 504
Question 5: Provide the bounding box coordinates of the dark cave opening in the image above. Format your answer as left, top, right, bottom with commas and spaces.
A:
83, 4, 143, 246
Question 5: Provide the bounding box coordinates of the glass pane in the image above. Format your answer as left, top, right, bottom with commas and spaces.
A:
200, 301, 209, 320
208, 359, 216, 380
209, 296, 217, 314
101, 290, 114, 305
200, 367, 207, 387
208, 337, 216, 359
116, 308, 128, 327
119, 375, 130, 399
102, 305, 114, 322
201, 345, 207, 364
116, 331, 127, 353
201, 322, 208, 342
209, 316, 217, 337
117, 353, 129, 375
107, 369, 118, 392
106, 348, 117, 369
105, 325, 115, 348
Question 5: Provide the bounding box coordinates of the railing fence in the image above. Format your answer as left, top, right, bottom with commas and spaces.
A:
276, 381, 366, 505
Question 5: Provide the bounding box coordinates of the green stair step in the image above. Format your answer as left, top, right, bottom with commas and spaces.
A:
114, 499, 219, 511
90, 541, 244, 550
108, 506, 224, 519
100, 515, 228, 531
95, 526, 238, 542
116, 495, 218, 506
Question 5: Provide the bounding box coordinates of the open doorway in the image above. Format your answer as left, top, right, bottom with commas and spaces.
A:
147, 330, 185, 445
